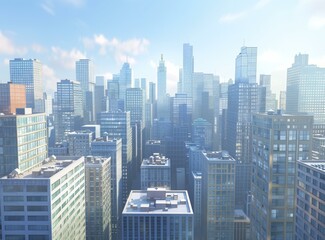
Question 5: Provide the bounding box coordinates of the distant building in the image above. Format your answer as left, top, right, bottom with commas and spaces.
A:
279, 90, 286, 110
251, 112, 313, 239
296, 160, 325, 240
81, 124, 100, 140
0, 82, 26, 114
125, 88, 145, 128
235, 46, 257, 84
85, 156, 111, 240
182, 43, 194, 97
0, 156, 86, 240
189, 171, 202, 240
140, 153, 171, 190
192, 118, 213, 150
67, 130, 92, 156
10, 58, 44, 113
119, 62, 132, 103
0, 112, 47, 177
48, 142, 69, 157
286, 53, 325, 123
122, 188, 194, 240
202, 151, 236, 240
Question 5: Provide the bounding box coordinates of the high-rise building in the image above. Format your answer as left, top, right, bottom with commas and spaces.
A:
0, 156, 86, 240
259, 74, 277, 111
54, 79, 83, 142
140, 153, 171, 190
182, 43, 194, 97
122, 188, 194, 240
157, 54, 167, 100
119, 62, 132, 103
202, 151, 236, 240
279, 91, 286, 110
99, 111, 132, 205
189, 171, 202, 240
81, 124, 101, 140
76, 59, 95, 123
9, 58, 43, 113
67, 130, 92, 156
171, 93, 193, 127
235, 46, 257, 84
296, 160, 325, 240
234, 209, 251, 240
85, 156, 111, 240
312, 135, 325, 160
0, 111, 47, 177
0, 82, 26, 115
192, 118, 213, 150
125, 88, 145, 128
286, 53, 325, 123
251, 112, 313, 240
227, 82, 258, 211
91, 137, 123, 240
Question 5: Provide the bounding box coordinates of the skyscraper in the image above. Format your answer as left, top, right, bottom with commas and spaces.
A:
235, 46, 257, 84
119, 62, 132, 103
0, 111, 48, 177
125, 88, 145, 128
9, 58, 43, 113
286, 53, 325, 123
157, 54, 167, 100
76, 59, 95, 123
67, 130, 92, 156
85, 156, 111, 240
250, 112, 313, 239
54, 79, 83, 142
182, 43, 194, 97
0, 82, 26, 115
202, 151, 236, 240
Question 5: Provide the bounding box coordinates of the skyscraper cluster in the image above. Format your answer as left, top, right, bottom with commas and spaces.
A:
0, 43, 324, 240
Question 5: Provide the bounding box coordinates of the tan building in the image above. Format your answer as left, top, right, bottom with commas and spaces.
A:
0, 82, 26, 114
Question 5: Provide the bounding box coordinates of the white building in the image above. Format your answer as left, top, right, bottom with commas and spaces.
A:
122, 188, 194, 240
0, 156, 86, 240
140, 153, 171, 190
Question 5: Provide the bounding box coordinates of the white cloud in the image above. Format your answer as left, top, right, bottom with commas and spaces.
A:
43, 64, 59, 93
84, 34, 150, 64
308, 16, 325, 29
220, 0, 272, 23
51, 46, 86, 69
41, 2, 55, 15
0, 31, 27, 55
259, 49, 291, 71
32, 44, 45, 53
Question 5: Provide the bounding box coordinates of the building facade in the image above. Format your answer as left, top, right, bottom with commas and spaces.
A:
0, 82, 26, 115
67, 131, 92, 157
235, 46, 257, 84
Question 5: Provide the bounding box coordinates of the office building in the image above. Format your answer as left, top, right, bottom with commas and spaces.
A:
0, 82, 26, 115
182, 43, 194, 97
140, 153, 171, 190
0, 156, 86, 240
227, 82, 258, 211
234, 209, 251, 240
279, 91, 286, 110
259, 74, 277, 111
9, 58, 43, 113
85, 156, 111, 240
81, 124, 100, 140
48, 142, 69, 157
119, 62, 132, 103
91, 137, 122, 240
125, 88, 145, 128
202, 151, 236, 240
171, 93, 193, 127
157, 54, 167, 101
189, 171, 202, 240
296, 160, 325, 240
192, 118, 213, 150
250, 112, 313, 240
286, 53, 325, 123
312, 135, 325, 160
54, 79, 83, 142
99, 111, 132, 204
67, 130, 92, 157
122, 188, 194, 240
76, 59, 95, 123
235, 46, 257, 84
0, 111, 47, 177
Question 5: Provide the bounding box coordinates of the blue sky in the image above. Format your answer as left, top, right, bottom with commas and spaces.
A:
0, 0, 325, 96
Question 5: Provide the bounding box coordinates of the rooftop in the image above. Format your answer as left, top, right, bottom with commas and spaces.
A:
234, 209, 250, 223
123, 188, 193, 215
141, 153, 170, 167
2, 156, 82, 179
299, 160, 325, 173
203, 151, 235, 162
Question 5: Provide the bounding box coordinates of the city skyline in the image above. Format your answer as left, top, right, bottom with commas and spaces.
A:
0, 0, 325, 96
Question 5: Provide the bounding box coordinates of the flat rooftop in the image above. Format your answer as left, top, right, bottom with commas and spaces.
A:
299, 160, 325, 173
2, 156, 82, 179
141, 153, 170, 167
123, 188, 193, 215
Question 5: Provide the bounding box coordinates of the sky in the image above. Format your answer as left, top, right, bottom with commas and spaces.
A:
0, 0, 325, 96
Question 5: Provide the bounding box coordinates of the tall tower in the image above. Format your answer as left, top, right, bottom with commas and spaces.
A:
182, 43, 194, 97
125, 88, 145, 128
0, 82, 26, 114
10, 58, 43, 113
55, 79, 83, 142
235, 46, 257, 84
119, 62, 132, 103
250, 112, 313, 240
157, 54, 167, 100
76, 59, 95, 123
286, 53, 325, 123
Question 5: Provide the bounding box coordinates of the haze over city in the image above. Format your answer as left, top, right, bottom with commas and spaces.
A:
1, 0, 325, 95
